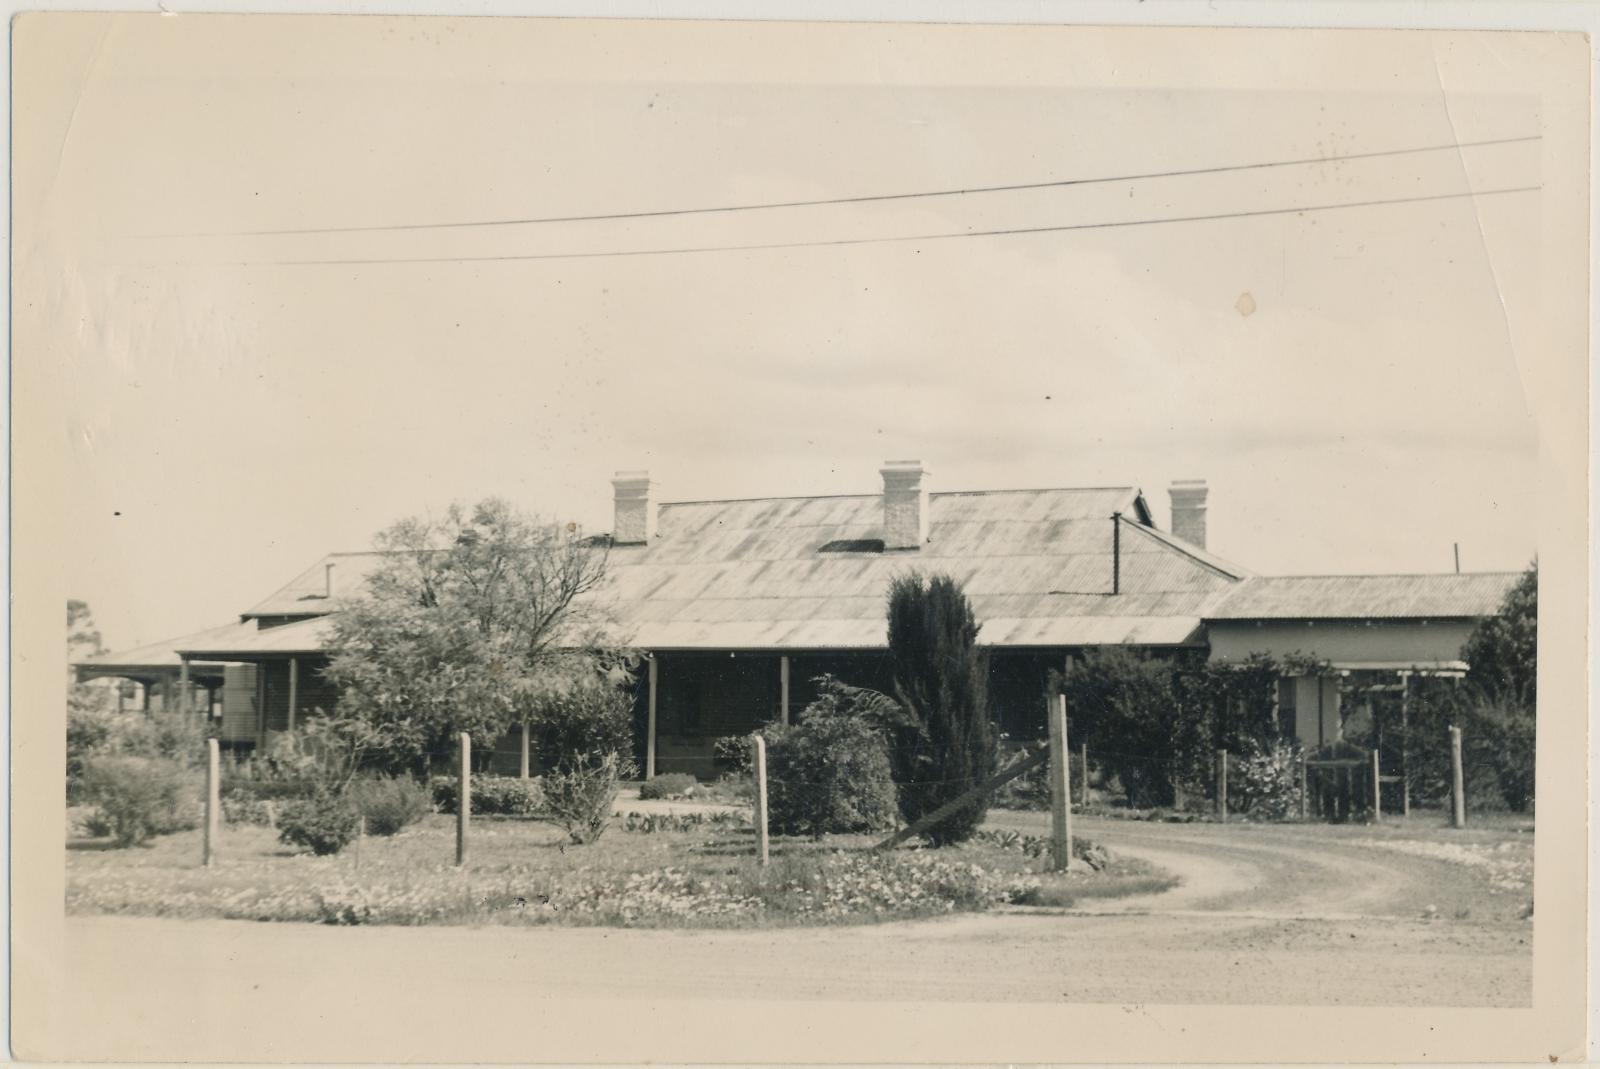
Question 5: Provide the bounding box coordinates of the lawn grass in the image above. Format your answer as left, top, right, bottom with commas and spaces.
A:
67, 810, 1160, 928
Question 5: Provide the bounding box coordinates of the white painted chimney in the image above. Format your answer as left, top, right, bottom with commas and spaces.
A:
880, 460, 929, 550
611, 471, 655, 545
324, 562, 336, 598
1169, 479, 1208, 550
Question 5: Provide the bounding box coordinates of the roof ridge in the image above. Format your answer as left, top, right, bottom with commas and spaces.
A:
661, 493, 878, 507
661, 485, 1138, 508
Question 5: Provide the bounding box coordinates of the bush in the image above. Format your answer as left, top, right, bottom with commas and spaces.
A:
530, 675, 637, 777
432, 775, 545, 817
278, 791, 361, 855
766, 686, 900, 838
220, 789, 279, 827
348, 775, 433, 835
79, 755, 199, 846
225, 777, 319, 803
66, 703, 117, 802
713, 735, 755, 776
540, 752, 620, 844
119, 713, 210, 770
1233, 740, 1303, 819
638, 773, 697, 800
886, 573, 995, 845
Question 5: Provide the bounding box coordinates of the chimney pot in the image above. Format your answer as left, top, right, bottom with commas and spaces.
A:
611, 470, 655, 545
880, 460, 929, 550
1169, 479, 1208, 550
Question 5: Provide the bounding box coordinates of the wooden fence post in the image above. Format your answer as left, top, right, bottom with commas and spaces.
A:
1048, 694, 1073, 872
1371, 748, 1382, 820
1079, 740, 1089, 809
1215, 748, 1228, 823
751, 734, 769, 866
203, 738, 220, 867
457, 732, 470, 866
1450, 725, 1465, 829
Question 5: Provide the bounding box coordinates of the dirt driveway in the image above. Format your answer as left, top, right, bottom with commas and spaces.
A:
44, 813, 1532, 1062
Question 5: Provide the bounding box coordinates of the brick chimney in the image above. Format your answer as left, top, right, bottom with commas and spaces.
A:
1169, 479, 1208, 550
611, 471, 655, 545
880, 460, 929, 550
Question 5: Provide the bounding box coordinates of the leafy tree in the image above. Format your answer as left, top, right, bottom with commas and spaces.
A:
324, 498, 629, 774
1060, 648, 1198, 808
1435, 562, 1539, 811
67, 600, 114, 799
885, 572, 995, 845
1462, 562, 1537, 704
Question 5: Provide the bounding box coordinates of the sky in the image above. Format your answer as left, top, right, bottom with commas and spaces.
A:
17, 16, 1547, 651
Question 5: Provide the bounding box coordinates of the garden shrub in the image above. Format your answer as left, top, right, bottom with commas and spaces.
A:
348, 775, 433, 835
432, 775, 545, 816
529, 675, 637, 777
221, 788, 275, 826
638, 772, 697, 800
66, 702, 117, 803
118, 713, 210, 770
712, 735, 755, 776
540, 752, 619, 844
886, 573, 995, 845
79, 755, 200, 846
1233, 740, 1303, 819
278, 790, 361, 855
766, 686, 899, 838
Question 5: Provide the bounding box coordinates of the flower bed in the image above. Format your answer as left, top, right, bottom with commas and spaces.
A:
68, 814, 1082, 928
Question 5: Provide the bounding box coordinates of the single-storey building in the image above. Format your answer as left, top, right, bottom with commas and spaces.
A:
75, 462, 1519, 777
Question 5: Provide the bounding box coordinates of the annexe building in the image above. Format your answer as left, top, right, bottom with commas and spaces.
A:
75, 462, 1519, 777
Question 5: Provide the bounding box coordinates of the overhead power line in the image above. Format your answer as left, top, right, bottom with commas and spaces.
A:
255, 184, 1539, 267
189, 134, 1538, 239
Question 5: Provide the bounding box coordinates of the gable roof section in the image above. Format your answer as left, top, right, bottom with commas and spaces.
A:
74, 621, 250, 671
176, 615, 336, 659
1205, 572, 1519, 621
596, 487, 1248, 650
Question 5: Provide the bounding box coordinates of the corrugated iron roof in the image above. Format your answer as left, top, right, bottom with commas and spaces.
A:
219, 486, 1245, 654
590, 487, 1244, 649
74, 621, 250, 670
241, 552, 381, 619
1204, 572, 1519, 620
175, 615, 335, 658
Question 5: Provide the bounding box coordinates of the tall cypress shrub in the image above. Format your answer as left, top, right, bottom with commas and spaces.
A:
886, 571, 995, 845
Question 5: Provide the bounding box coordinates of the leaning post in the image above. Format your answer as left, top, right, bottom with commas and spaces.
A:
751, 733, 770, 866
457, 732, 471, 866
1048, 694, 1073, 872
1449, 725, 1466, 829
203, 738, 220, 867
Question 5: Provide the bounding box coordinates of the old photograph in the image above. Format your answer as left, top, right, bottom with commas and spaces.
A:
12, 12, 1589, 1063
